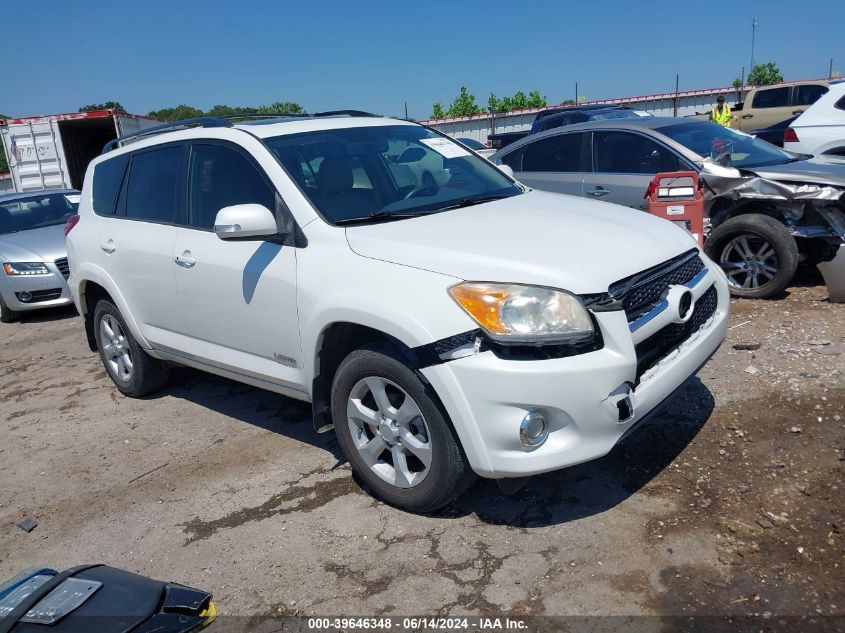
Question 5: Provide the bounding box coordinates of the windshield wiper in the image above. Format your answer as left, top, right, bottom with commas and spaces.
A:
334, 210, 433, 226
434, 194, 513, 212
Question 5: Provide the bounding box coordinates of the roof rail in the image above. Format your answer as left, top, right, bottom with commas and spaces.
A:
101, 110, 382, 153
101, 117, 232, 153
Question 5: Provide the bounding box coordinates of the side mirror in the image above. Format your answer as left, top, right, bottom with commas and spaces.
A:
497, 164, 515, 179
213, 204, 278, 240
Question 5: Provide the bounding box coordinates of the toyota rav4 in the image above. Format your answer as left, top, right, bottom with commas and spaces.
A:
67, 113, 730, 512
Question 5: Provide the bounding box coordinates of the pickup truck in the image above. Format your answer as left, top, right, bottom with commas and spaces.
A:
695, 80, 830, 131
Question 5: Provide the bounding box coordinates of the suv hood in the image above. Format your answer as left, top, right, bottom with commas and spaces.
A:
0, 224, 67, 263
346, 190, 697, 294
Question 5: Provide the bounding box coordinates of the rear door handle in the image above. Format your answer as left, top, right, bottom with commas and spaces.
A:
175, 253, 196, 268
741, 114, 753, 119
586, 187, 610, 197
792, 109, 804, 115
100, 240, 116, 254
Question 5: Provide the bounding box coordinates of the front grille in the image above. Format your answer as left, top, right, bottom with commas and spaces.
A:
609, 250, 704, 322
54, 257, 69, 279
634, 285, 718, 381
16, 288, 63, 303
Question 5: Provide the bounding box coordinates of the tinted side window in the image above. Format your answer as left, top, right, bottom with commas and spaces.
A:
795, 85, 828, 106
521, 133, 583, 172
752, 87, 790, 108
836, 95, 845, 111
92, 155, 128, 216
593, 132, 681, 174
188, 144, 276, 230
500, 148, 524, 171
125, 146, 182, 223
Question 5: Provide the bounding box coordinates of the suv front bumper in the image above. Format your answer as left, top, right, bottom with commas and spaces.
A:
421, 267, 730, 478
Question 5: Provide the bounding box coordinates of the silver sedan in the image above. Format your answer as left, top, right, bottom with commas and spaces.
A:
0, 189, 79, 322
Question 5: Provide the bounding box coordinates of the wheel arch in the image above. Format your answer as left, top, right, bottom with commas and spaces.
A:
310, 321, 425, 433
75, 272, 152, 352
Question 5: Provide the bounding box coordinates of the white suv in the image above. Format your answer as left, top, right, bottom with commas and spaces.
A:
67, 113, 730, 512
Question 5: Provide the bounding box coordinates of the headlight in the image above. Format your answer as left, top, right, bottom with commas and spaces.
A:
3, 262, 51, 276
448, 282, 594, 344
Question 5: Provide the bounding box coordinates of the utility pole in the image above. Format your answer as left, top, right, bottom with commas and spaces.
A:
831, 58, 835, 79
575, 82, 578, 104
750, 17, 757, 73
673, 74, 679, 117
404, 101, 408, 120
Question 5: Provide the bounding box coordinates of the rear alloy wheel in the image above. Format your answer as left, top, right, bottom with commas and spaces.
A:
705, 214, 799, 299
94, 299, 169, 397
331, 345, 474, 512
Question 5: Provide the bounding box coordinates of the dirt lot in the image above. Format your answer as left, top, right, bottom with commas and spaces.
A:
1, 277, 843, 623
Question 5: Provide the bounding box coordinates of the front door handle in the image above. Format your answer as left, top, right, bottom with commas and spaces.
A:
175, 252, 196, 268
586, 186, 610, 197
100, 240, 116, 254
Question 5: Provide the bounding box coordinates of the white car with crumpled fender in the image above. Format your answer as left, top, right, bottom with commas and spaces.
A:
66, 112, 730, 512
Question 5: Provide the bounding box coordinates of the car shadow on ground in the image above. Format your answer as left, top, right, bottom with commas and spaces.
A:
156, 365, 714, 527
159, 367, 347, 464
442, 376, 715, 527
11, 305, 79, 324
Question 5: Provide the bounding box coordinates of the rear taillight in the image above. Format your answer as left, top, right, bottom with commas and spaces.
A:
64, 214, 80, 237
784, 128, 799, 143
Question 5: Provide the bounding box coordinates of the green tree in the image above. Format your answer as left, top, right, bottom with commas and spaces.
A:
487, 93, 500, 113
446, 86, 482, 117
746, 62, 783, 86
527, 90, 547, 108
510, 91, 529, 110
258, 101, 304, 115
561, 99, 576, 105
147, 104, 204, 121
79, 101, 125, 112
430, 102, 446, 118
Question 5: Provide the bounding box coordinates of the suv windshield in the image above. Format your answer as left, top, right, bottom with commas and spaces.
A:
656, 121, 792, 169
0, 192, 79, 235
265, 124, 521, 224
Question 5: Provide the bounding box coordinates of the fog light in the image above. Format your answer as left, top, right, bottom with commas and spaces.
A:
17, 291, 32, 303
519, 411, 548, 447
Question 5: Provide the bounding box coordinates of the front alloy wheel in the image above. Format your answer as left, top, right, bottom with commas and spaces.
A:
719, 234, 779, 291
331, 345, 474, 512
347, 376, 433, 488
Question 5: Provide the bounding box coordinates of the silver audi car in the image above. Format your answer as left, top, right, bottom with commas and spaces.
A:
0, 189, 79, 322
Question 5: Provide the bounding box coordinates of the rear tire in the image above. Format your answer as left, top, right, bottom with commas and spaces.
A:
94, 299, 169, 397
331, 344, 474, 512
0, 294, 20, 323
705, 214, 799, 299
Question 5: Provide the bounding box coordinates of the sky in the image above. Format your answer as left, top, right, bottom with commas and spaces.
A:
1, 0, 842, 121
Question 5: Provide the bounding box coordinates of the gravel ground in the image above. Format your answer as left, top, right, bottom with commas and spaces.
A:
1, 277, 842, 622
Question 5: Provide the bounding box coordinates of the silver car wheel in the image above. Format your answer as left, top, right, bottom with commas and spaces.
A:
719, 234, 779, 290
346, 376, 432, 489
99, 314, 133, 381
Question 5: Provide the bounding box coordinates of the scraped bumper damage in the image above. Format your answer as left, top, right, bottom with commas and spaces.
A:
422, 265, 730, 479
699, 160, 845, 301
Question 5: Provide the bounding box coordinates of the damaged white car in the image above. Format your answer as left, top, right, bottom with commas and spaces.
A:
493, 118, 845, 300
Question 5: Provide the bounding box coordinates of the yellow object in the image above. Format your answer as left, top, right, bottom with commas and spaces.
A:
711, 103, 732, 127
198, 601, 217, 629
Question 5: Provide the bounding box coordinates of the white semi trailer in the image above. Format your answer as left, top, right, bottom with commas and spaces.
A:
0, 109, 159, 193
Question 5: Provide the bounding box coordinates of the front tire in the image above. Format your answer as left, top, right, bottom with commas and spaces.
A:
331, 344, 474, 512
94, 299, 169, 397
705, 214, 799, 299
0, 294, 20, 323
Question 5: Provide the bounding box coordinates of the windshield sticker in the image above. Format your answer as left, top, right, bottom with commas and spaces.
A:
421, 138, 470, 158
